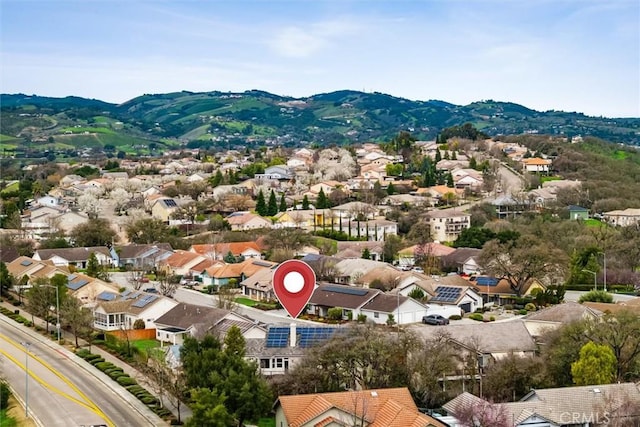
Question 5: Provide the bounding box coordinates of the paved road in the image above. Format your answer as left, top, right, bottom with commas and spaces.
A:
0, 317, 159, 427
498, 162, 525, 195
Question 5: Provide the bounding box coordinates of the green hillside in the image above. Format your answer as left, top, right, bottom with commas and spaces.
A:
1, 90, 639, 159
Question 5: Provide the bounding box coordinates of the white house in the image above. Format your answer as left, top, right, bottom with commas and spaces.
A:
425, 209, 471, 243
93, 291, 178, 331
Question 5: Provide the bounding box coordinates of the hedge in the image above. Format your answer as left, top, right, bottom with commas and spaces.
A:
117, 376, 137, 386
469, 313, 484, 321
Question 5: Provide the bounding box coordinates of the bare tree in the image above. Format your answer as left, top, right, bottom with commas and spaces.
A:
60, 296, 93, 347
156, 271, 179, 297
455, 398, 511, 427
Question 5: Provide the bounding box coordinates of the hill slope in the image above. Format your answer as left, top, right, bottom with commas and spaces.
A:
1, 90, 639, 159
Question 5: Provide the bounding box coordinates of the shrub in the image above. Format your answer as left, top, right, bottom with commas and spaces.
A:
140, 395, 159, 405
84, 353, 102, 361
489, 316, 496, 321
578, 290, 614, 304
519, 309, 528, 315
89, 357, 105, 365
408, 288, 425, 300
117, 376, 137, 386
133, 319, 146, 330
504, 304, 514, 310
356, 313, 367, 323
95, 362, 115, 371
0, 382, 10, 410
108, 370, 125, 380
469, 313, 484, 321
327, 307, 343, 321
524, 303, 537, 312
449, 315, 462, 321
126, 385, 146, 395
76, 349, 91, 358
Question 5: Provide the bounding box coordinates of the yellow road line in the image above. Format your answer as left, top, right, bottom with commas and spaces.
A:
0, 332, 115, 427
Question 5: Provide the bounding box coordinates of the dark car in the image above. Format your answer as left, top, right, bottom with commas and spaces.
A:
422, 314, 449, 325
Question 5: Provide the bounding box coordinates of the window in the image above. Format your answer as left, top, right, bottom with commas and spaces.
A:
374, 312, 379, 319
260, 359, 270, 369
275, 358, 283, 368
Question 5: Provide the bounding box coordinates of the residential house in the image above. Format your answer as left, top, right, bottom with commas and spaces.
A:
522, 157, 552, 174
7, 257, 69, 285
397, 242, 456, 268
254, 165, 293, 181
468, 276, 547, 305
154, 303, 264, 345
336, 241, 385, 261
360, 293, 428, 324
112, 243, 174, 270
491, 194, 534, 219
93, 290, 178, 331
451, 168, 483, 190
240, 266, 278, 301
443, 383, 640, 427
308, 180, 346, 197
332, 258, 394, 285
523, 302, 602, 338
31, 194, 63, 208
568, 205, 589, 220
202, 258, 277, 288
160, 250, 206, 277
602, 208, 640, 227
273, 209, 317, 229
441, 248, 482, 275
425, 208, 471, 243
414, 320, 538, 361
33, 246, 113, 269
68, 273, 120, 304
151, 198, 179, 222
275, 387, 446, 427
225, 211, 272, 231
427, 284, 483, 318
189, 241, 262, 261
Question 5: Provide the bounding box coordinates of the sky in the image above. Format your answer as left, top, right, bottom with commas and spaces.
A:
1, 0, 639, 117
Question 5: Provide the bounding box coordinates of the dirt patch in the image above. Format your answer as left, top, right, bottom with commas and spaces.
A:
6, 395, 37, 427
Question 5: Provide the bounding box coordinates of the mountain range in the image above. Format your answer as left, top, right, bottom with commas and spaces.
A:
1, 90, 639, 158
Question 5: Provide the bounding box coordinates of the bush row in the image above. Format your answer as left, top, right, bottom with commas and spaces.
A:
0, 306, 33, 327
75, 349, 173, 421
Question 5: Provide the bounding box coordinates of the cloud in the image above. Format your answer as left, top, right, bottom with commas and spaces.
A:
268, 18, 360, 58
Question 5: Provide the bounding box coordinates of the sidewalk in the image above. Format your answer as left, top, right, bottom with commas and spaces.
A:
0, 300, 191, 423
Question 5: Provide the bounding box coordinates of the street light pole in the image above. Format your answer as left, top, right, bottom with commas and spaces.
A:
603, 252, 607, 292
582, 269, 597, 291
21, 342, 31, 418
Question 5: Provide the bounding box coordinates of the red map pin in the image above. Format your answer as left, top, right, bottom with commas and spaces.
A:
272, 259, 316, 318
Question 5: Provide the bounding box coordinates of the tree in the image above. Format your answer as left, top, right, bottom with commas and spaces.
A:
279, 193, 287, 212
60, 296, 93, 347
382, 234, 403, 263
0, 261, 15, 297
156, 271, 179, 297
86, 252, 101, 278
185, 388, 233, 427
316, 188, 329, 209
77, 193, 101, 219
361, 248, 371, 259
133, 319, 146, 329
70, 218, 117, 247
302, 195, 310, 210
255, 189, 267, 216
110, 188, 131, 214
479, 235, 568, 296
571, 342, 617, 385
386, 181, 396, 195
454, 398, 511, 427
578, 290, 614, 303
125, 218, 171, 244
267, 190, 278, 216
26, 278, 57, 333
446, 172, 454, 188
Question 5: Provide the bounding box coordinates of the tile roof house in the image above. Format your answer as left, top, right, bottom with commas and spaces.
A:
225, 211, 272, 231
602, 208, 640, 227
33, 246, 113, 269
444, 383, 640, 427
189, 241, 262, 260
276, 387, 447, 427
160, 250, 206, 276
336, 241, 385, 261
398, 242, 456, 268
202, 258, 277, 288
522, 157, 552, 174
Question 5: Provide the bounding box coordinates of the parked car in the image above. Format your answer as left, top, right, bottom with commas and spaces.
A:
411, 267, 424, 274
422, 314, 449, 325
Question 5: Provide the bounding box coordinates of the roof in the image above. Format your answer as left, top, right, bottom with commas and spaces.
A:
205, 258, 277, 279
360, 293, 410, 313
442, 248, 481, 265
567, 205, 589, 212
415, 320, 537, 354
469, 277, 544, 296
115, 243, 173, 260
35, 246, 111, 262
277, 387, 446, 427
190, 241, 262, 256
525, 302, 602, 323
162, 250, 205, 268
446, 383, 640, 426
399, 243, 456, 258
154, 303, 229, 330
225, 211, 269, 226
522, 157, 552, 165
425, 208, 469, 219
310, 284, 379, 310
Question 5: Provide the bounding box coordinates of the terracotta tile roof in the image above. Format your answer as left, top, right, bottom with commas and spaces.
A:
163, 250, 204, 268
522, 157, 552, 166
399, 243, 456, 258
190, 241, 262, 256
205, 258, 277, 279
278, 388, 446, 427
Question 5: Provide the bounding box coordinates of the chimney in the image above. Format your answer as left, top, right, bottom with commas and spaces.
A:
290, 323, 297, 347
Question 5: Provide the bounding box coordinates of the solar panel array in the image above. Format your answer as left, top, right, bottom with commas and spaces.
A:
68, 274, 77, 281
324, 285, 368, 296
131, 294, 158, 308
163, 199, 178, 207
298, 327, 336, 348
97, 291, 117, 301
475, 277, 498, 286
431, 286, 462, 303
266, 327, 290, 348
121, 289, 132, 298
20, 260, 32, 266
67, 278, 89, 290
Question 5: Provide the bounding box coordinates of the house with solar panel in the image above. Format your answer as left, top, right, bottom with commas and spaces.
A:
427, 284, 483, 318
468, 276, 547, 305
151, 198, 180, 222
247, 324, 342, 376
92, 290, 178, 331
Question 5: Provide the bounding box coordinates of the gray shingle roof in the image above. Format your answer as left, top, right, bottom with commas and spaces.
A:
525, 302, 602, 323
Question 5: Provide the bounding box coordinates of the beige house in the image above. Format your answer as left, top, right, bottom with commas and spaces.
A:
522, 157, 552, 174
425, 208, 471, 243
602, 208, 640, 227
151, 198, 179, 222
225, 211, 272, 231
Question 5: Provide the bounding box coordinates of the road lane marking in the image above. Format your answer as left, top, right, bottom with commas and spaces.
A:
0, 332, 115, 427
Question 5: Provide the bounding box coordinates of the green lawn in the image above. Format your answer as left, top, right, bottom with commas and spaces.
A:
584, 219, 604, 227
132, 339, 160, 351
1, 182, 19, 194
257, 418, 275, 427
235, 297, 259, 307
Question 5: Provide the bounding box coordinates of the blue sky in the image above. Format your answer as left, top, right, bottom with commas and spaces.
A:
1, 0, 638, 117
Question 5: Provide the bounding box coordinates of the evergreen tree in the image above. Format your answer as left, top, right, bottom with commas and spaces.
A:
210, 170, 223, 187
469, 156, 478, 170
362, 248, 371, 259
452, 151, 457, 160
302, 195, 310, 210
435, 149, 442, 162
0, 261, 14, 296
316, 188, 329, 209
86, 252, 100, 278
267, 190, 278, 216
443, 150, 450, 160
255, 190, 267, 216
279, 194, 287, 212
446, 172, 455, 188
386, 182, 396, 195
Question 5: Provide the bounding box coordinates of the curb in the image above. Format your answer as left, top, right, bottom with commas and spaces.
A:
0, 315, 165, 426
4, 382, 44, 427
